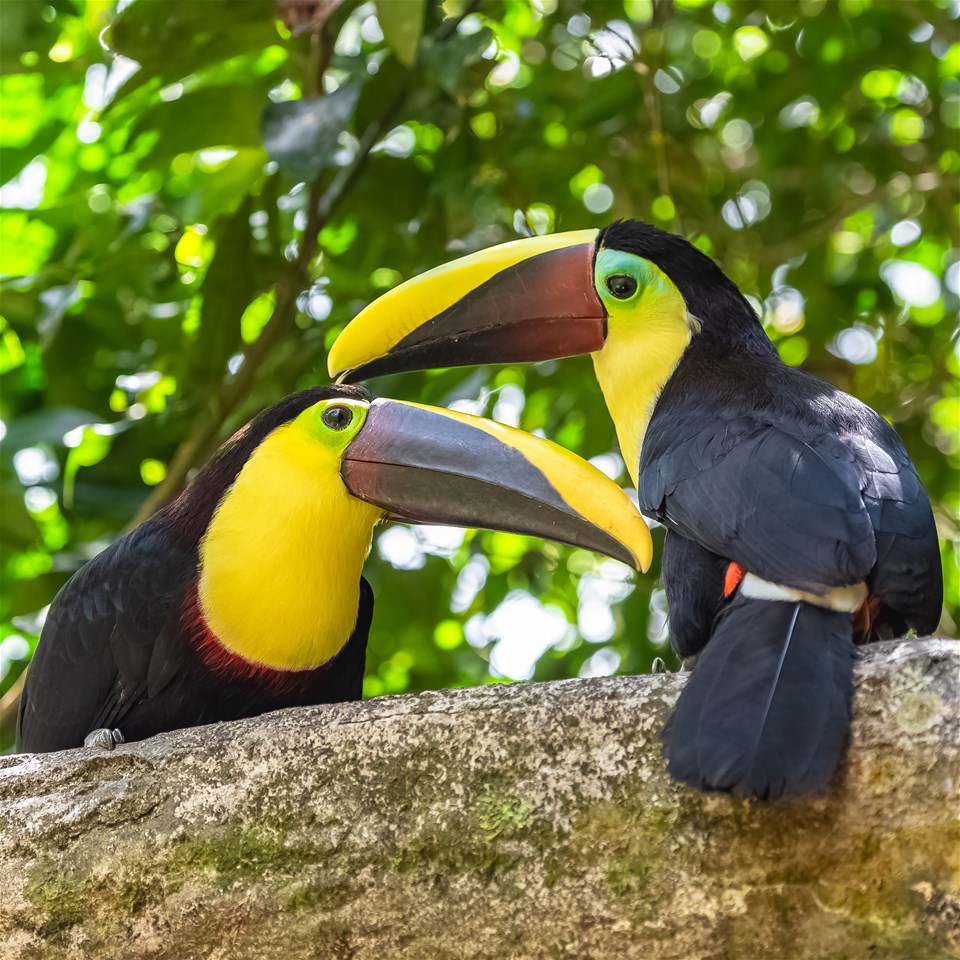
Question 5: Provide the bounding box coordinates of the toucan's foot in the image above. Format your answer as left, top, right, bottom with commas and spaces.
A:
84, 728, 125, 750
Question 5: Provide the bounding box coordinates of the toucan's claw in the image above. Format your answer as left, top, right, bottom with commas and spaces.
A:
84, 728, 125, 750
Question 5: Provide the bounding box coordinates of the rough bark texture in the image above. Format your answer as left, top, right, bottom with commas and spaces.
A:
1, 638, 957, 960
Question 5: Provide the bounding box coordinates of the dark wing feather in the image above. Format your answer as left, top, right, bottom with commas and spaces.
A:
639, 407, 877, 592
849, 424, 942, 633
17, 522, 194, 752
639, 356, 942, 632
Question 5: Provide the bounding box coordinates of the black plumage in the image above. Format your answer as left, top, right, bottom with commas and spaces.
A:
601, 221, 942, 796
659, 532, 728, 659
663, 596, 856, 799
17, 385, 373, 754
633, 261, 941, 633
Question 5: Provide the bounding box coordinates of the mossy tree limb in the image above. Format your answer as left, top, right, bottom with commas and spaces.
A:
1, 638, 957, 959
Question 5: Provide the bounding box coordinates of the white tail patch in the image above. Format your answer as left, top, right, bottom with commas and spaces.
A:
740, 574, 867, 613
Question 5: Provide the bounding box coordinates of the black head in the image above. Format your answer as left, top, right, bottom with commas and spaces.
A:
598, 220, 773, 353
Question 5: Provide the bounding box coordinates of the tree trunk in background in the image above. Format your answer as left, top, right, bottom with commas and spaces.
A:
1, 638, 957, 960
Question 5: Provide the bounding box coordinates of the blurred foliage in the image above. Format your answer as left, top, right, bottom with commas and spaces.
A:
1, 0, 958, 748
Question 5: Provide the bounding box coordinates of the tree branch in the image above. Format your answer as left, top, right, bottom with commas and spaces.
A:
3, 639, 956, 958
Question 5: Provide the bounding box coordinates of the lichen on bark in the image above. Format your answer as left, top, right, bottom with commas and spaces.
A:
1, 638, 957, 960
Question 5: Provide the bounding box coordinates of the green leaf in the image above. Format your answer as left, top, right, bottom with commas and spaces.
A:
0, 121, 63, 186
376, 0, 425, 67
63, 425, 115, 506
0, 471, 38, 548
354, 56, 408, 134
128, 86, 267, 164
260, 85, 359, 180
0, 408, 100, 457
420, 26, 491, 96
195, 147, 270, 221
103, 0, 279, 108
192, 200, 257, 388
0, 0, 61, 75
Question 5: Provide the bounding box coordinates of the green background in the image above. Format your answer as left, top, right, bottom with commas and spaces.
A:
1, 0, 957, 749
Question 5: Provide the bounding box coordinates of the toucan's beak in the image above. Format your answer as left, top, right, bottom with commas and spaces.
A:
328, 230, 604, 383
341, 399, 651, 572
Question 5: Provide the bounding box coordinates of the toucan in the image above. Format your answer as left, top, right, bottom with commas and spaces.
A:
17, 384, 651, 753
327, 221, 943, 799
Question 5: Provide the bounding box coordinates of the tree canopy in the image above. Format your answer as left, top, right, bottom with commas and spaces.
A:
1, 0, 957, 750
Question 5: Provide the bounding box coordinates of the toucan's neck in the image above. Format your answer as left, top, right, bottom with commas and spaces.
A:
198, 423, 381, 671
591, 285, 693, 487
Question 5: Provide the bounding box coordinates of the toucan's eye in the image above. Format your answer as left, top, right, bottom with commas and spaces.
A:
606, 274, 638, 299
322, 404, 353, 431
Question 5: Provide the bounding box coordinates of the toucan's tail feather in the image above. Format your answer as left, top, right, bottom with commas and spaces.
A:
662, 596, 856, 800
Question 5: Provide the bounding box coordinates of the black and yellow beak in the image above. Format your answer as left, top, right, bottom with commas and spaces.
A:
342, 398, 651, 571
328, 230, 604, 383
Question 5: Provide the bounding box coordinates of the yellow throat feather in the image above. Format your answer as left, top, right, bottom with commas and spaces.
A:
198, 419, 381, 672
591, 253, 695, 486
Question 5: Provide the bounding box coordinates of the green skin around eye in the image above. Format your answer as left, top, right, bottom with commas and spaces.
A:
297, 399, 370, 451
594, 248, 677, 321
588, 247, 694, 486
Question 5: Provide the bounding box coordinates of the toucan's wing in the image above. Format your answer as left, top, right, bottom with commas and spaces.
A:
638, 397, 935, 606
17, 523, 193, 753
849, 422, 942, 633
